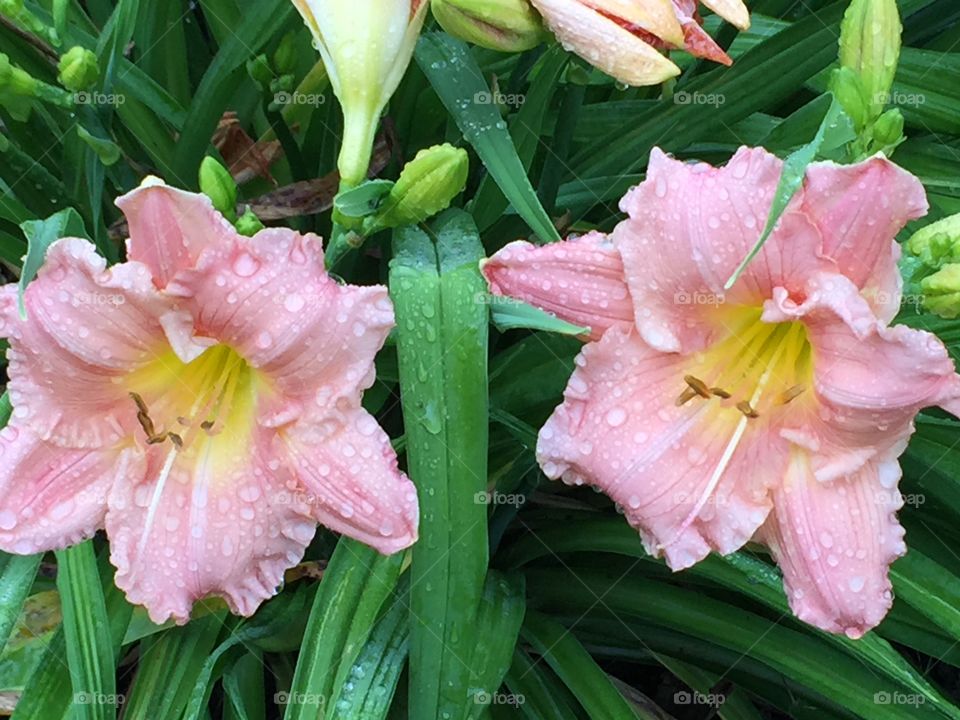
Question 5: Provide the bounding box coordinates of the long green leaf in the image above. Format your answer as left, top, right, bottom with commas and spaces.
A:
415, 33, 561, 243
55, 541, 117, 720
390, 209, 490, 719
522, 611, 644, 719
284, 538, 402, 720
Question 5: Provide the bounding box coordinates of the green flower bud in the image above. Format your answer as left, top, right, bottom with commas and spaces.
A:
273, 32, 298, 76
1, 0, 57, 45
871, 107, 904, 148
829, 67, 869, 131
366, 144, 468, 232
247, 54, 273, 91
57, 46, 99, 92
431, 0, 544, 53
0, 53, 37, 96
0, 0, 23, 12
839, 0, 901, 120
920, 263, 960, 319
199, 156, 238, 222
907, 214, 960, 268
235, 207, 264, 237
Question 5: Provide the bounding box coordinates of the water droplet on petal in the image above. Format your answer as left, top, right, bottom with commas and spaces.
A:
284, 294, 305, 312
232, 252, 260, 277
605, 407, 627, 427
0, 510, 17, 530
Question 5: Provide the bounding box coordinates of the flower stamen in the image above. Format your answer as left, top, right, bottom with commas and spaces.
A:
683, 374, 712, 398
778, 384, 806, 405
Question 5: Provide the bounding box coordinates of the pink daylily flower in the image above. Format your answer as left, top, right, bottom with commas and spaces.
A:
0, 178, 419, 623
483, 147, 960, 637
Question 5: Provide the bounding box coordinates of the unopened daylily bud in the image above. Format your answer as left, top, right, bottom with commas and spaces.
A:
273, 32, 298, 76
0, 53, 36, 97
839, 0, 901, 119
235, 207, 265, 236
920, 264, 960, 319
366, 144, 468, 231
199, 156, 238, 222
431, 0, 545, 52
829, 67, 869, 131
872, 108, 904, 148
57, 47, 99, 92
0, 0, 56, 44
291, 0, 429, 186
247, 54, 273, 91
907, 214, 960, 268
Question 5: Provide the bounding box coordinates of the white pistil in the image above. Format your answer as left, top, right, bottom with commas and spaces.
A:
136, 445, 179, 563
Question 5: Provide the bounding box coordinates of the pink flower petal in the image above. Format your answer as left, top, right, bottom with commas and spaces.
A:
757, 452, 905, 638
530, 0, 681, 86
766, 272, 960, 481
700, 0, 750, 29
116, 178, 238, 288
165, 227, 394, 426
802, 156, 928, 322
482, 233, 634, 340
537, 326, 781, 569
106, 433, 316, 624
614, 147, 829, 352
0, 425, 137, 554
671, 0, 733, 65
277, 407, 419, 555
1, 239, 175, 448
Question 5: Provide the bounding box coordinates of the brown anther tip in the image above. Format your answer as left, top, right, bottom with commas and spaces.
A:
146, 435, 163, 445
200, 420, 215, 431
710, 387, 732, 399
779, 384, 805, 405
177, 416, 190, 426
169, 433, 183, 449
736, 400, 759, 418
683, 374, 711, 398
675, 387, 697, 406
